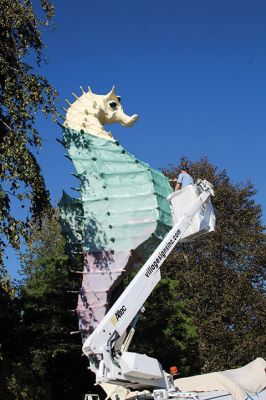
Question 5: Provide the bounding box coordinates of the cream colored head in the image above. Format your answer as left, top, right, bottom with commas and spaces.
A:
63, 86, 138, 140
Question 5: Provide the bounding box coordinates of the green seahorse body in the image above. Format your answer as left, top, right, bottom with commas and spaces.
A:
59, 128, 173, 256
59, 128, 173, 339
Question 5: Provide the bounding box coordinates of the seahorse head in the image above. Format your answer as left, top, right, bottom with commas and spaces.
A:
63, 86, 138, 140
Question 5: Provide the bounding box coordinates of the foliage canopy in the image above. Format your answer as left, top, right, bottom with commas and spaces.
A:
1, 211, 97, 400
0, 0, 57, 266
162, 158, 266, 372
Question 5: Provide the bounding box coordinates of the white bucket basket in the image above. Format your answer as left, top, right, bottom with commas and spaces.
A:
167, 184, 216, 242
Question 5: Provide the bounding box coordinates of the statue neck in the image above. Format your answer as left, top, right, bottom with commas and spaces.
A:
81, 113, 114, 140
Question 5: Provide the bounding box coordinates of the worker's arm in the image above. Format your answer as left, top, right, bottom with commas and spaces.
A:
175, 182, 181, 191
175, 174, 182, 191
168, 178, 180, 191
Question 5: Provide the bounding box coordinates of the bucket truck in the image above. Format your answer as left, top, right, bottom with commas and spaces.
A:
82, 180, 215, 397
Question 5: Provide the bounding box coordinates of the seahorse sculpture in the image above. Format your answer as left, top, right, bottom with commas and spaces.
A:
59, 86, 173, 342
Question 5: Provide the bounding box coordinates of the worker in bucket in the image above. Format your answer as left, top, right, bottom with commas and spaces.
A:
175, 164, 193, 191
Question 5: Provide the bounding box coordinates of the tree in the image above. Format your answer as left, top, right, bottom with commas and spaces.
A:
0, 275, 50, 400
162, 158, 266, 372
18, 210, 101, 400
0, 0, 57, 266
0, 276, 17, 360
131, 278, 199, 376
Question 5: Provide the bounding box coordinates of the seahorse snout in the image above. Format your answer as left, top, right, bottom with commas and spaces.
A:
119, 113, 138, 127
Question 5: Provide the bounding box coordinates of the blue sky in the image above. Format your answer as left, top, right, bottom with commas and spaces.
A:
7, 0, 266, 276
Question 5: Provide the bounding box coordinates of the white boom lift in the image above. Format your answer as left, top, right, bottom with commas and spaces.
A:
82, 180, 215, 397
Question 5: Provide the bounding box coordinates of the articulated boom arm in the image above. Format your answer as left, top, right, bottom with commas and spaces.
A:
82, 180, 214, 390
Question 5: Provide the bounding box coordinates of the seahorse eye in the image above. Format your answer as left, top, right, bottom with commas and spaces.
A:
109, 101, 117, 110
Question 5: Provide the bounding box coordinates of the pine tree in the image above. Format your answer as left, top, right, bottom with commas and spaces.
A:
19, 210, 101, 400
